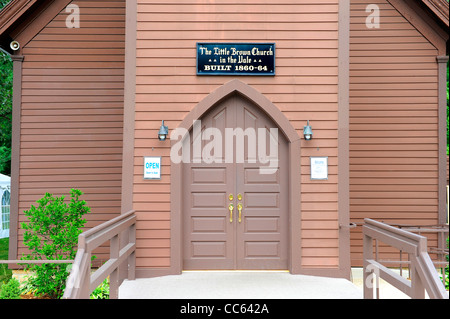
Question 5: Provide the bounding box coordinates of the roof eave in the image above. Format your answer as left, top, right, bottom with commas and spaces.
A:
420, 0, 449, 27
422, 0, 449, 27
0, 0, 39, 36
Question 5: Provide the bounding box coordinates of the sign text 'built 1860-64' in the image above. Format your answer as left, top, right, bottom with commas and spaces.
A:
197, 43, 275, 76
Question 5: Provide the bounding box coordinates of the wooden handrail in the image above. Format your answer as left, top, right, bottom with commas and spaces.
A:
63, 210, 136, 299
0, 260, 74, 264
363, 218, 448, 299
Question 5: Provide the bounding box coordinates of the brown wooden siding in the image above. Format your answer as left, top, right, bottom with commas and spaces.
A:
349, 0, 440, 266
16, 0, 125, 261
134, 0, 340, 270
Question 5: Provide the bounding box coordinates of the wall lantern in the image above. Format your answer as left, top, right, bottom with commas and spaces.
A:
158, 120, 169, 141
303, 120, 313, 140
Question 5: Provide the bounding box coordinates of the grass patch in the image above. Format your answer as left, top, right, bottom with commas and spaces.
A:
0, 238, 12, 283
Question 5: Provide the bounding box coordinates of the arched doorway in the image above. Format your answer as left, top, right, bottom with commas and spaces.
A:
182, 93, 289, 270
170, 80, 302, 273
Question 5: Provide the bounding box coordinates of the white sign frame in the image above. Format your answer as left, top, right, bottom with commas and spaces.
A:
310, 156, 328, 180
144, 156, 162, 180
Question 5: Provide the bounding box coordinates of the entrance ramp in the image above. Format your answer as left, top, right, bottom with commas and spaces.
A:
119, 271, 362, 299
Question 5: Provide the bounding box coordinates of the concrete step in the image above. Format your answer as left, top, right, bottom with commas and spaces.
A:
119, 271, 363, 299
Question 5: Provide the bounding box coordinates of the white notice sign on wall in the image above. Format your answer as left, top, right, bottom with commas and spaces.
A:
144, 156, 161, 180
310, 157, 328, 180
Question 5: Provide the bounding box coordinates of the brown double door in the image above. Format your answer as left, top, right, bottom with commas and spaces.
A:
183, 94, 288, 270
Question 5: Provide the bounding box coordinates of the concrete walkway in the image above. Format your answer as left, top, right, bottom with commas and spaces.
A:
119, 271, 363, 299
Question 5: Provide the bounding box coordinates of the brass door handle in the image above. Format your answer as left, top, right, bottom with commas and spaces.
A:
237, 203, 243, 223
228, 203, 234, 222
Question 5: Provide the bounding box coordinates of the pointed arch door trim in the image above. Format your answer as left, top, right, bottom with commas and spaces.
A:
170, 79, 302, 274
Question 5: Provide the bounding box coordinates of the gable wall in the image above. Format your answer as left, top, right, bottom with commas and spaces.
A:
349, 0, 441, 266
14, 0, 125, 262
133, 0, 341, 271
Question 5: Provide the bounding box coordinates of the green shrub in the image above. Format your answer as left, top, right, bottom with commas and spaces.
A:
0, 238, 12, 284
20, 189, 90, 299
0, 278, 21, 299
90, 278, 109, 299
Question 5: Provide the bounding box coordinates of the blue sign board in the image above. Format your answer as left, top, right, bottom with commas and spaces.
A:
197, 43, 275, 76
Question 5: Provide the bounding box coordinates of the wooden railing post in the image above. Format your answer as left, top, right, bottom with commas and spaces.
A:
363, 232, 374, 299
80, 252, 91, 299
110, 234, 120, 299
412, 235, 426, 299
128, 223, 136, 281
72, 235, 91, 299
410, 262, 425, 299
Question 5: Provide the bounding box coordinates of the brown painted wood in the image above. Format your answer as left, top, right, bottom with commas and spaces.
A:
183, 95, 289, 270
10, 0, 125, 262
349, 0, 443, 267
235, 96, 289, 269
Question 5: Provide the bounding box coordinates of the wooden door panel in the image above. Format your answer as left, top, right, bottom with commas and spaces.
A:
244, 167, 280, 184
191, 242, 227, 258
236, 98, 289, 270
183, 99, 236, 270
245, 192, 279, 208
245, 217, 280, 233
191, 192, 226, 208
183, 94, 289, 270
191, 167, 227, 184
245, 241, 280, 257
191, 217, 227, 233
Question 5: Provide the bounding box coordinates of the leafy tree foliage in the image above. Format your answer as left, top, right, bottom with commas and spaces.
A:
0, 52, 12, 175
0, 0, 12, 175
0, 0, 10, 9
